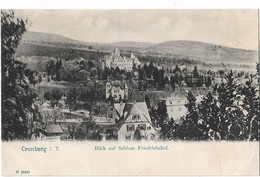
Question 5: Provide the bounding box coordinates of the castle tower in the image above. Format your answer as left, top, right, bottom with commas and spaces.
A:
130, 52, 135, 58
124, 83, 128, 99
106, 81, 112, 99
114, 47, 119, 55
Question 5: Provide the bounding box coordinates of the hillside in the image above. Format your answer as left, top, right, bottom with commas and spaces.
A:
146, 41, 258, 64
19, 31, 258, 64
22, 31, 82, 44
16, 42, 107, 61
111, 41, 155, 48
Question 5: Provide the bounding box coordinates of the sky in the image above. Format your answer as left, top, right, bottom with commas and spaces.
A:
14, 10, 258, 50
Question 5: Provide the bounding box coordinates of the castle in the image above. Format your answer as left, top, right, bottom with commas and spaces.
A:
102, 47, 141, 72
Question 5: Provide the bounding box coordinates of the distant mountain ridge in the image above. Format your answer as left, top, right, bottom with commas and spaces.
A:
22, 31, 81, 44
21, 31, 258, 64
145, 40, 258, 63
111, 41, 155, 48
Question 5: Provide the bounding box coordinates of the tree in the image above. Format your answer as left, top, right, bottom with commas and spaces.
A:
156, 101, 178, 140
132, 63, 137, 71
66, 89, 78, 112
198, 91, 221, 140
43, 90, 63, 107
88, 60, 95, 69
193, 66, 199, 78
166, 69, 259, 141
205, 76, 212, 87
170, 75, 176, 91
51, 90, 63, 107
143, 63, 148, 77
178, 91, 203, 140
157, 69, 165, 89
238, 74, 259, 140
146, 61, 154, 78
46, 59, 62, 81
144, 95, 151, 109
55, 59, 62, 81
107, 92, 114, 104
81, 117, 99, 140
44, 91, 52, 101
38, 74, 42, 83
156, 101, 168, 125
1, 10, 41, 140
256, 63, 259, 83
46, 59, 55, 79
173, 65, 180, 73
214, 72, 239, 140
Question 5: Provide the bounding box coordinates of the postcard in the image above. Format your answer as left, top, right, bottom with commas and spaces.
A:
1, 9, 259, 175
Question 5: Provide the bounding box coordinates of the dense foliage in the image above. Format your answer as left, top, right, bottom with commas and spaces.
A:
1, 10, 41, 140
156, 69, 259, 141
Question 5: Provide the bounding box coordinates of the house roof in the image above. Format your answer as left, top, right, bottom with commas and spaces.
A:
114, 103, 126, 117
159, 97, 186, 101
115, 102, 153, 130
41, 102, 52, 109
78, 69, 90, 74
128, 102, 151, 122
112, 80, 127, 88
107, 80, 127, 91
46, 124, 64, 134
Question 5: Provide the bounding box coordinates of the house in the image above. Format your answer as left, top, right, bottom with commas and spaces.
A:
40, 101, 55, 123
113, 102, 126, 121
102, 47, 141, 72
158, 97, 187, 124
78, 69, 90, 81
31, 124, 65, 141
30, 121, 48, 140
114, 102, 156, 141
92, 116, 115, 126
45, 124, 64, 136
212, 77, 225, 85
106, 80, 128, 101
41, 124, 65, 141
179, 64, 187, 72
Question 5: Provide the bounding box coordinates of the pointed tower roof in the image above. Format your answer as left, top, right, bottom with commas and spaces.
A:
114, 47, 120, 54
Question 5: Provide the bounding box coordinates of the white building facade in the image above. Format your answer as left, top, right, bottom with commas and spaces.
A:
114, 102, 156, 141
103, 47, 141, 72
106, 80, 128, 101
159, 97, 187, 124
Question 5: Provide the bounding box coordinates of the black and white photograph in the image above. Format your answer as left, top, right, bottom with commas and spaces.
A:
1, 9, 259, 142
1, 5, 260, 176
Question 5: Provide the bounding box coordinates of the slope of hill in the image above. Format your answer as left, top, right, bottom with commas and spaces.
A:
22, 31, 82, 44
19, 31, 258, 64
145, 40, 258, 63
111, 41, 155, 48
16, 42, 107, 61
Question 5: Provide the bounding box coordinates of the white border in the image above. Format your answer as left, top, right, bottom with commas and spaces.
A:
0, 0, 259, 177
0, 0, 260, 9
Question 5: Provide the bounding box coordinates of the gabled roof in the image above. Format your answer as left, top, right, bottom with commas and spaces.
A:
41, 102, 52, 109
159, 96, 186, 101
114, 103, 126, 118
115, 102, 153, 130
112, 80, 126, 88
78, 69, 90, 74
128, 102, 151, 122
107, 80, 127, 91
46, 124, 64, 135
